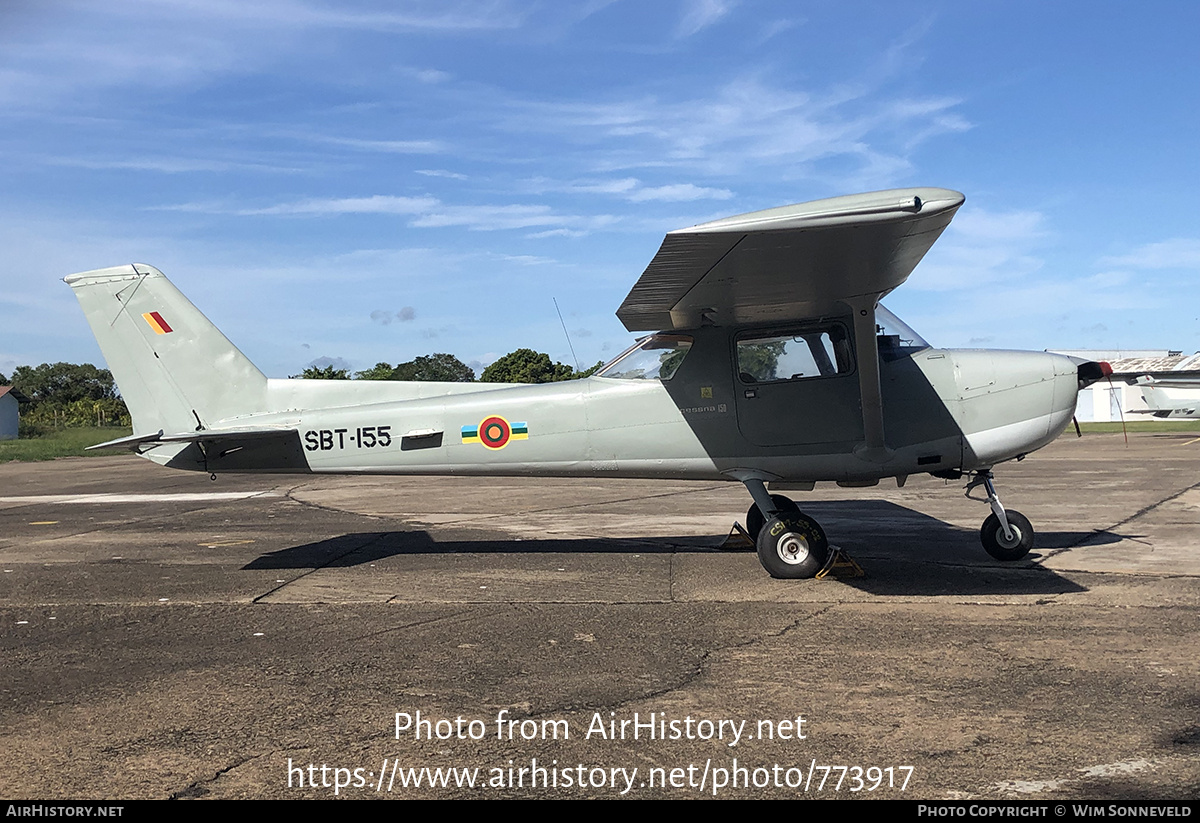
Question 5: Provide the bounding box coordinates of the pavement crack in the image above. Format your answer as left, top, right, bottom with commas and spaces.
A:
168, 754, 258, 799
343, 609, 477, 643
282, 486, 381, 519
1040, 478, 1200, 558
586, 605, 837, 713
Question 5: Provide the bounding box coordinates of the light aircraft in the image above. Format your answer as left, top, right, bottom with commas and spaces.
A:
1130, 375, 1200, 419
68, 187, 1113, 579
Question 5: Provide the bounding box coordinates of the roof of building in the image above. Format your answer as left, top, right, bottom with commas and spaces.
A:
0, 386, 30, 402
1048, 350, 1200, 378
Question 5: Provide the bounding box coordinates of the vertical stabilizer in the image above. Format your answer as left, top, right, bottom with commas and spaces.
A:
66, 264, 268, 434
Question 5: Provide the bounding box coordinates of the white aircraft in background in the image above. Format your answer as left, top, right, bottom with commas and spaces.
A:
1131, 375, 1200, 419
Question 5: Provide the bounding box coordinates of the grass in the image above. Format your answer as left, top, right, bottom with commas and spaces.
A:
0, 426, 133, 463
1073, 420, 1200, 434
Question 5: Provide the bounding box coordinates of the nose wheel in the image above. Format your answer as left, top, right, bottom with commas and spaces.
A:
980, 510, 1034, 561
968, 471, 1035, 561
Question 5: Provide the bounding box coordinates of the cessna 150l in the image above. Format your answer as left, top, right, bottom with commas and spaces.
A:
1131, 375, 1200, 419
68, 187, 1113, 579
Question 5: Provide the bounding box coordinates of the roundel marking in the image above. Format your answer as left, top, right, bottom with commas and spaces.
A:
479, 416, 511, 449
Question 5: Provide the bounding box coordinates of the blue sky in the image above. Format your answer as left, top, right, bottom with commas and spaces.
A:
2, 0, 1198, 380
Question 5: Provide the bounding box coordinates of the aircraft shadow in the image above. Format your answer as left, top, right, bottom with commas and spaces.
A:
244, 530, 687, 569
244, 500, 1119, 595
797, 500, 1123, 551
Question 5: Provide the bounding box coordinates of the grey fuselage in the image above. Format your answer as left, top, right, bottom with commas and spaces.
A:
151, 325, 1081, 485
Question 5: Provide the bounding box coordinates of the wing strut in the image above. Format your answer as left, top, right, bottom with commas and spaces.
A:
849, 297, 891, 463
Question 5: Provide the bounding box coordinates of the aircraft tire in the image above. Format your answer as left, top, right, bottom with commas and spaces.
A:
745, 495, 800, 540
756, 512, 828, 579
980, 510, 1034, 561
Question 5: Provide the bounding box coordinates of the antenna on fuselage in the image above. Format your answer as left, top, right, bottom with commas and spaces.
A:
553, 297, 580, 372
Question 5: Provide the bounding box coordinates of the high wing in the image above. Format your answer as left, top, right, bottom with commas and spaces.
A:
616, 187, 965, 332
617, 187, 965, 460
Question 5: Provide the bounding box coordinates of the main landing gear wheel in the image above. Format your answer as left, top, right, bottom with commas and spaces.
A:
745, 494, 800, 540
756, 512, 829, 579
980, 510, 1034, 561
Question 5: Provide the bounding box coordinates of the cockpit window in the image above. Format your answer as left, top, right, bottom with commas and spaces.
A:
597, 334, 693, 381
736, 324, 853, 383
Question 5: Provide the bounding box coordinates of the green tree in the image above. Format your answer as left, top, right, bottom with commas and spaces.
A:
12, 363, 118, 404
24, 397, 130, 429
481, 349, 576, 384
355, 362, 397, 381
576, 360, 605, 378
297, 365, 350, 379
736, 340, 787, 381
8, 363, 131, 430
391, 353, 475, 382
354, 354, 475, 382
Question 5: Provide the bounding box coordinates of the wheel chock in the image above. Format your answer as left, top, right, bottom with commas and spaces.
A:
815, 545, 865, 579
719, 521, 756, 550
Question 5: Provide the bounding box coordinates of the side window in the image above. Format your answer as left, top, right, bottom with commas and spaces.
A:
736, 325, 852, 383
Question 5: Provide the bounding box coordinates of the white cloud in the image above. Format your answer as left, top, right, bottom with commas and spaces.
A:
496, 76, 969, 181
568, 177, 642, 195
675, 0, 735, 38
757, 18, 801, 43
1102, 238, 1200, 270
0, 0, 524, 111
414, 68, 452, 84
305, 136, 444, 154
416, 169, 469, 180
42, 155, 302, 174
627, 183, 733, 202
102, 0, 526, 34
239, 195, 440, 216
910, 208, 1048, 292
523, 176, 732, 202
526, 228, 588, 239
411, 203, 618, 232
154, 193, 620, 234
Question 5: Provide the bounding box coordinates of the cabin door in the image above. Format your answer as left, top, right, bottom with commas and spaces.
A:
733, 323, 864, 447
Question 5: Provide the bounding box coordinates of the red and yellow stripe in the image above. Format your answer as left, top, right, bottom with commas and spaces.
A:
142, 311, 173, 335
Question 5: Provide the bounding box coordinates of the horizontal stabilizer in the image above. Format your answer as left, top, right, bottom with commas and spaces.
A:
87, 426, 296, 451
1129, 409, 1193, 418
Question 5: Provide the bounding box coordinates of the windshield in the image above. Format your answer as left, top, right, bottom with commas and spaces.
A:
876, 304, 929, 358
597, 334, 693, 380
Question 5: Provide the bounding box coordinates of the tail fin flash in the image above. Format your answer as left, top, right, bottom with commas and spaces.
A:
66, 264, 267, 435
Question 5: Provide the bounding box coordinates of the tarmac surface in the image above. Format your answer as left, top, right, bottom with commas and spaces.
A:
1, 431, 1197, 799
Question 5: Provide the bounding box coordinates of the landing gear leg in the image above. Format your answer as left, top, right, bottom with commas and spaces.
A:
743, 479, 801, 541
968, 471, 1034, 561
